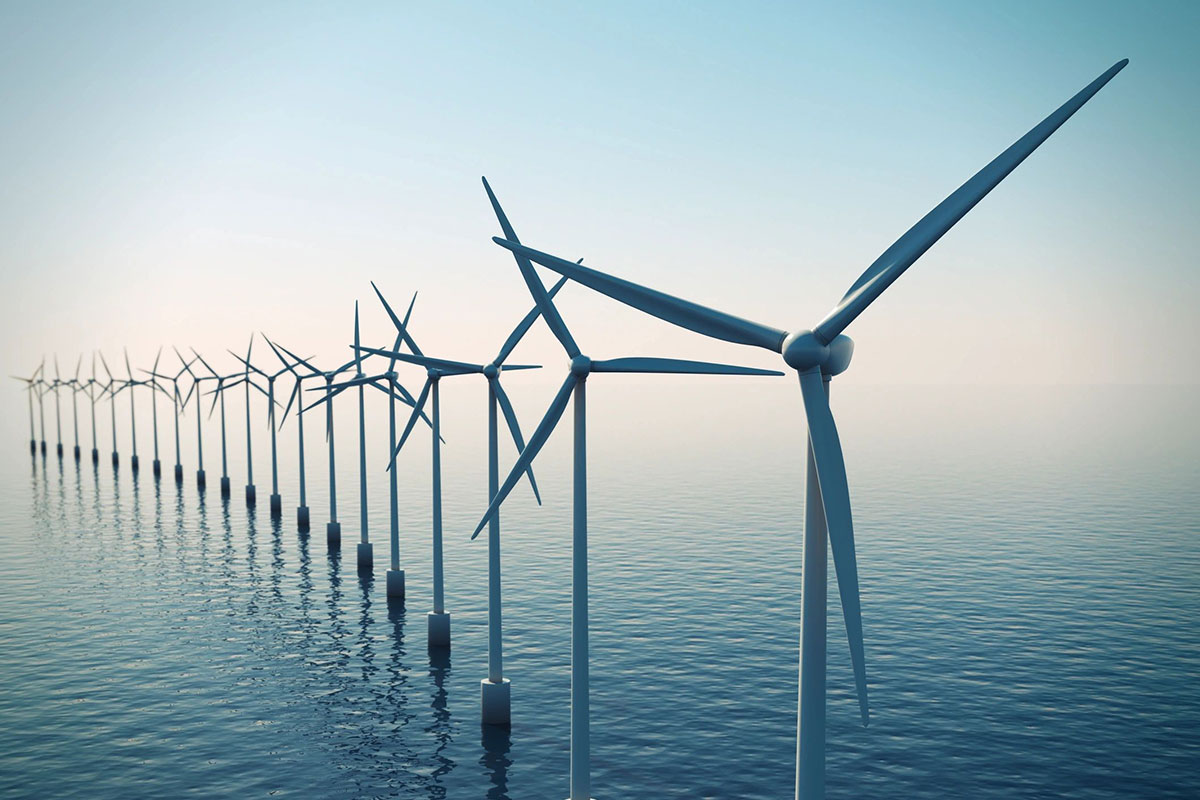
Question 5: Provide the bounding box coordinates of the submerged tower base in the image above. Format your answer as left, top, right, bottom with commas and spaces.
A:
297, 506, 310, 531
174, 464, 183, 482
73, 445, 81, 460
246, 484, 256, 504
480, 678, 511, 727
427, 611, 451, 648
220, 476, 230, 496
196, 469, 206, 489
152, 459, 161, 477
326, 521, 341, 546
131, 455, 139, 472
269, 493, 282, 517
386, 568, 405, 598
357, 542, 373, 571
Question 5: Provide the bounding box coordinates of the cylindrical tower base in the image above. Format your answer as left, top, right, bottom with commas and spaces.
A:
56, 443, 63, 457
220, 476, 230, 496
297, 505, 310, 530
174, 463, 183, 482
245, 484, 256, 504
131, 454, 139, 472
480, 678, 511, 727
386, 568, 405, 598
152, 459, 161, 477
269, 494, 282, 517
73, 445, 81, 460
326, 521, 341, 546
428, 611, 451, 648
196, 469, 206, 488
357, 542, 373, 571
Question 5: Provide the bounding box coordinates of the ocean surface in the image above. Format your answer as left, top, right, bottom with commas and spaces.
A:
1, 383, 1197, 799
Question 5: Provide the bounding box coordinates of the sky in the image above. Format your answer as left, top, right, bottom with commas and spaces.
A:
1, 0, 1197, 408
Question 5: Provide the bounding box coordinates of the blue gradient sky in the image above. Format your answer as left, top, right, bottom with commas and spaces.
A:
2, 1, 1196, 392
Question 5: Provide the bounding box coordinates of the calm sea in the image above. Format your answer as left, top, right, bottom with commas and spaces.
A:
1, 383, 1197, 798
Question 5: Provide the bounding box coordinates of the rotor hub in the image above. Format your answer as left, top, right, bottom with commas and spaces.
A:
781, 330, 854, 376
483, 364, 499, 379
427, 368, 440, 380
569, 355, 592, 377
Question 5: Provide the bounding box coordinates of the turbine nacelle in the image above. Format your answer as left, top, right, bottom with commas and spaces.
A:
482, 363, 499, 379
569, 355, 592, 377
781, 330, 854, 376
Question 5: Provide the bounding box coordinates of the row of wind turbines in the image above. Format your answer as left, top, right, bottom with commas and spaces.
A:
11, 59, 1126, 800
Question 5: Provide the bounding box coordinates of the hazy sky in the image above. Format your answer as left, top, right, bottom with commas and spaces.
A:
2, 1, 1197, 399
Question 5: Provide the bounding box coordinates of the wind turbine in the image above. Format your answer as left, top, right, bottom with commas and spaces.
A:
307, 302, 417, 576
11, 360, 44, 454
121, 347, 156, 473
139, 348, 166, 477
176, 347, 221, 489
192, 349, 240, 497
264, 337, 344, 531
485, 59, 1128, 799
475, 178, 783, 796
143, 357, 195, 482
86, 354, 101, 463
230, 334, 272, 505
97, 352, 121, 468
358, 279, 559, 667
230, 342, 291, 517
51, 356, 64, 457
297, 350, 360, 546
66, 355, 83, 460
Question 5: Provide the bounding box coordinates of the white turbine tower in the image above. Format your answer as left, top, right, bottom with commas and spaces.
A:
51, 356, 64, 458
11, 361, 44, 455
97, 352, 121, 468
143, 357, 194, 483
486, 59, 1128, 799
474, 177, 783, 798
192, 349, 240, 497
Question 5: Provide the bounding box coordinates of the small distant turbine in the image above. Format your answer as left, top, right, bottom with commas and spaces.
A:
264, 337, 342, 532
97, 352, 121, 468
11, 360, 44, 454
51, 356, 64, 458
486, 59, 1128, 800
298, 351, 360, 546
66, 355, 83, 460
356, 280, 556, 664
230, 343, 291, 517
138, 348, 166, 477
143, 357, 195, 483
120, 347, 156, 474
476, 178, 782, 797
229, 334, 272, 505
176, 347, 222, 490
192, 349, 240, 497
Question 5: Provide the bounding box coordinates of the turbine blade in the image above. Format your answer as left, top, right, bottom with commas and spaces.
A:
152, 346, 162, 375
494, 239, 787, 353
302, 384, 349, 414
387, 377, 432, 470
190, 347, 219, 378
482, 176, 581, 359
353, 302, 362, 374
74, 354, 82, 381
280, 381, 300, 427
353, 345, 483, 374
591, 357, 784, 376
813, 59, 1128, 344
273, 341, 322, 376
494, 275, 569, 366
371, 282, 424, 357
797, 369, 869, 727
123, 347, 132, 379
492, 378, 541, 505
471, 374, 576, 539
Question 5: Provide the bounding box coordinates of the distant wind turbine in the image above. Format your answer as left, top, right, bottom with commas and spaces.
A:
97, 352, 120, 468
299, 350, 360, 545
176, 347, 222, 489
51, 356, 64, 458
120, 347, 156, 473
66, 355, 83, 460
139, 348, 166, 477
11, 360, 44, 455
486, 59, 1128, 800
230, 334, 271, 505
475, 177, 783, 796
192, 349, 240, 497
230, 342, 291, 517
143, 357, 195, 482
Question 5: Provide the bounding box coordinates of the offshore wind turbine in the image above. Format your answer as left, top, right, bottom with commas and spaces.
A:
97, 352, 121, 467
265, 337, 344, 531
51, 356, 64, 457
358, 279, 559, 669
144, 357, 195, 482
120, 347, 155, 473
230, 334, 272, 505
86, 354, 101, 462
66, 355, 83, 460
298, 350, 359, 546
11, 360, 44, 454
176, 347, 221, 489
308, 302, 416, 575
475, 178, 782, 796
486, 60, 1128, 799
192, 349, 239, 497
230, 344, 291, 517
139, 348, 166, 477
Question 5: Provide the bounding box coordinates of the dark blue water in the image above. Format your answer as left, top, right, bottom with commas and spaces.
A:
1, 384, 1197, 798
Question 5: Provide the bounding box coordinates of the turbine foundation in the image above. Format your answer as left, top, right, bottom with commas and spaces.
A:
56, 443, 63, 457
245, 484, 256, 504
92, 449, 99, 463
357, 542, 373, 571
326, 521, 341, 546
269, 494, 282, 517
428, 611, 451, 648
73, 445, 80, 460
152, 459, 161, 477
196, 469, 206, 488
111, 452, 119, 467
386, 568, 405, 598
29, 440, 36, 454
131, 455, 139, 472
297, 505, 310, 530
174, 464, 183, 482
220, 476, 230, 496
39, 441, 46, 455
480, 678, 511, 727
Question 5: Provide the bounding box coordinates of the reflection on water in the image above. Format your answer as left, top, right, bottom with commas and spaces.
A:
2, 386, 1199, 799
